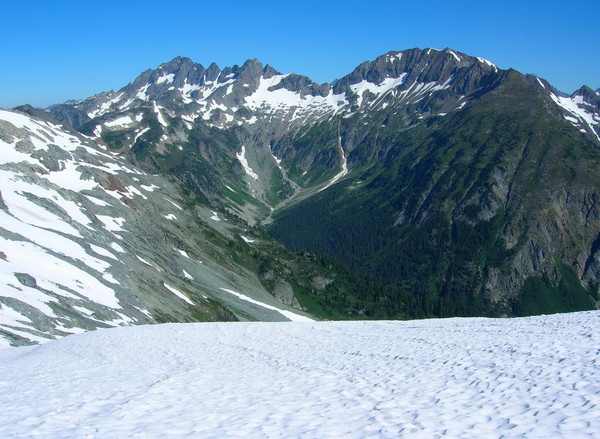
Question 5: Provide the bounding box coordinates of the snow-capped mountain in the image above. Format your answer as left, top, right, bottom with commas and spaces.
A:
49, 56, 343, 131
49, 48, 600, 212
3, 47, 600, 345
48, 48, 512, 212
51, 48, 503, 136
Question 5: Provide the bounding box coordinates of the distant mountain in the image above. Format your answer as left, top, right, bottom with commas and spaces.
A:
3, 47, 598, 345
38, 48, 600, 318
46, 49, 516, 214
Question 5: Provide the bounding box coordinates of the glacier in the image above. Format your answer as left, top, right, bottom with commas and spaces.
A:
0, 311, 598, 437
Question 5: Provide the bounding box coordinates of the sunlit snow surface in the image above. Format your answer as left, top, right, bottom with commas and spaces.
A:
0, 312, 598, 438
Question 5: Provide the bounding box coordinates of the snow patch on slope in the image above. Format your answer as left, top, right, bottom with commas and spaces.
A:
319, 133, 348, 192
153, 101, 168, 127
550, 93, 600, 141
136, 84, 150, 101
536, 77, 546, 89
0, 234, 125, 311
164, 283, 194, 305
156, 73, 175, 85
179, 79, 202, 104
350, 75, 408, 107
236, 145, 258, 180
244, 74, 347, 122
446, 48, 462, 62
0, 109, 185, 344
477, 57, 498, 72
104, 115, 134, 128
219, 288, 313, 322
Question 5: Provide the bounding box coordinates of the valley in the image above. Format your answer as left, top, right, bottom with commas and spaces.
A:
1, 47, 600, 345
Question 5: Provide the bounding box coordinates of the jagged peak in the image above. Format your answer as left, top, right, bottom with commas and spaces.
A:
571, 85, 600, 109
240, 58, 263, 72
263, 64, 280, 79
333, 47, 497, 94
13, 104, 53, 120
162, 56, 194, 67
48, 48, 510, 130
267, 72, 330, 97
573, 85, 597, 97
206, 62, 221, 82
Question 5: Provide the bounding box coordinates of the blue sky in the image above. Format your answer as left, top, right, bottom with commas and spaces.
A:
1, 0, 598, 108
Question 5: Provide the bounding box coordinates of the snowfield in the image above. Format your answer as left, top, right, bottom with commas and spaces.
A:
0, 312, 599, 438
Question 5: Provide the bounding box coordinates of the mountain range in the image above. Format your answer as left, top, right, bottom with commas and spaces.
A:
1, 47, 599, 345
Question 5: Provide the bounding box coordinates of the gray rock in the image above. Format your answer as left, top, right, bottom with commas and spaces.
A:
273, 281, 301, 309
14, 273, 37, 287
312, 277, 333, 291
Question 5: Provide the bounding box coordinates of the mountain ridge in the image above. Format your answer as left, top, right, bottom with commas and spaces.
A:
42, 47, 600, 313
2, 47, 599, 345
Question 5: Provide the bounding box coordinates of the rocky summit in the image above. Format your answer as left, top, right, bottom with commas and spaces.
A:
2, 47, 599, 345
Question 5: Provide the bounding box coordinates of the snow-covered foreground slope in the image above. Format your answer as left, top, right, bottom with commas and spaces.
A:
1, 312, 598, 438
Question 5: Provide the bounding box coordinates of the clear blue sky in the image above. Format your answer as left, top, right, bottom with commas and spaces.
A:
1, 0, 598, 108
